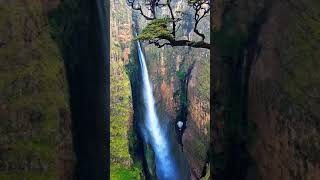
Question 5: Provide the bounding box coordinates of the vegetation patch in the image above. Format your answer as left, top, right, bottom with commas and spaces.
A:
280, 7, 320, 114
0, 0, 72, 178
110, 60, 144, 178
0, 171, 56, 180
195, 58, 210, 102
136, 18, 174, 41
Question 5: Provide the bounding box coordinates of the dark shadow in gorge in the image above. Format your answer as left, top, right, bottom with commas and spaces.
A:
175, 58, 195, 147
211, 2, 272, 180
49, 0, 109, 179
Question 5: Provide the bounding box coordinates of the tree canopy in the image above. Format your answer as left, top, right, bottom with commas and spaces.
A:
128, 0, 210, 49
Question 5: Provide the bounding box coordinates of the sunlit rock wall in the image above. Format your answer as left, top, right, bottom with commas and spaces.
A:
133, 0, 210, 178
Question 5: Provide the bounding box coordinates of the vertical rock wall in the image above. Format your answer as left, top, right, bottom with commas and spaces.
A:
110, 0, 144, 178
247, 0, 320, 179
0, 0, 74, 179
211, 0, 320, 179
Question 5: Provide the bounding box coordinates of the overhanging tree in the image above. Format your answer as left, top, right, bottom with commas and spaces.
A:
127, 0, 210, 49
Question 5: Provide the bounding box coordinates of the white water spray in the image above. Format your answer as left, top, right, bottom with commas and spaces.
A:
137, 40, 178, 179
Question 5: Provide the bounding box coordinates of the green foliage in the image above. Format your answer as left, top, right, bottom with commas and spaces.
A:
145, 145, 156, 178
128, 131, 138, 154
180, 90, 188, 107
13, 137, 56, 162
136, 18, 174, 41
0, 171, 55, 180
110, 60, 143, 179
201, 164, 210, 180
281, 7, 320, 113
176, 70, 186, 80
176, 70, 188, 107
195, 59, 210, 102
110, 61, 132, 164
110, 1, 144, 177
111, 165, 142, 180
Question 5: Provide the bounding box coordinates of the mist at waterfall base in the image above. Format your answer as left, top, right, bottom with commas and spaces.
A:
136, 40, 181, 179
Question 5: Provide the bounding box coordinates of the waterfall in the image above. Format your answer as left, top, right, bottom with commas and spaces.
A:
137, 41, 178, 179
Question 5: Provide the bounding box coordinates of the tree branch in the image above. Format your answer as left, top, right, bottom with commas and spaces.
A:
127, 0, 155, 20
193, 0, 210, 41
130, 0, 211, 49
166, 0, 176, 38
168, 39, 210, 49
148, 38, 210, 49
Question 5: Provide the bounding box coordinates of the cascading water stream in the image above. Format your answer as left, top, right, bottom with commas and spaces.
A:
137, 40, 179, 179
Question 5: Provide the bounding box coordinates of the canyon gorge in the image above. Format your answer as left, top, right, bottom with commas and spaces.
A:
0, 0, 319, 180
110, 0, 210, 179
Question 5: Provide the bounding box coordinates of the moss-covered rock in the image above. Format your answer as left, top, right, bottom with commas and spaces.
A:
211, 0, 320, 180
0, 0, 74, 179
110, 0, 144, 178
247, 0, 320, 179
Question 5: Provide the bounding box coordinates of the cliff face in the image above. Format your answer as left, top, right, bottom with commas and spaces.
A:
42, 0, 60, 13
247, 0, 320, 179
185, 58, 210, 179
145, 46, 210, 179
134, 0, 210, 178
49, 0, 108, 178
110, 0, 143, 178
111, 0, 133, 64
0, 0, 74, 179
211, 0, 320, 179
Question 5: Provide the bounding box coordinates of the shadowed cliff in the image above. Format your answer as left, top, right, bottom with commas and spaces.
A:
1, 0, 109, 179
49, 0, 109, 179
0, 0, 74, 179
211, 0, 320, 179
